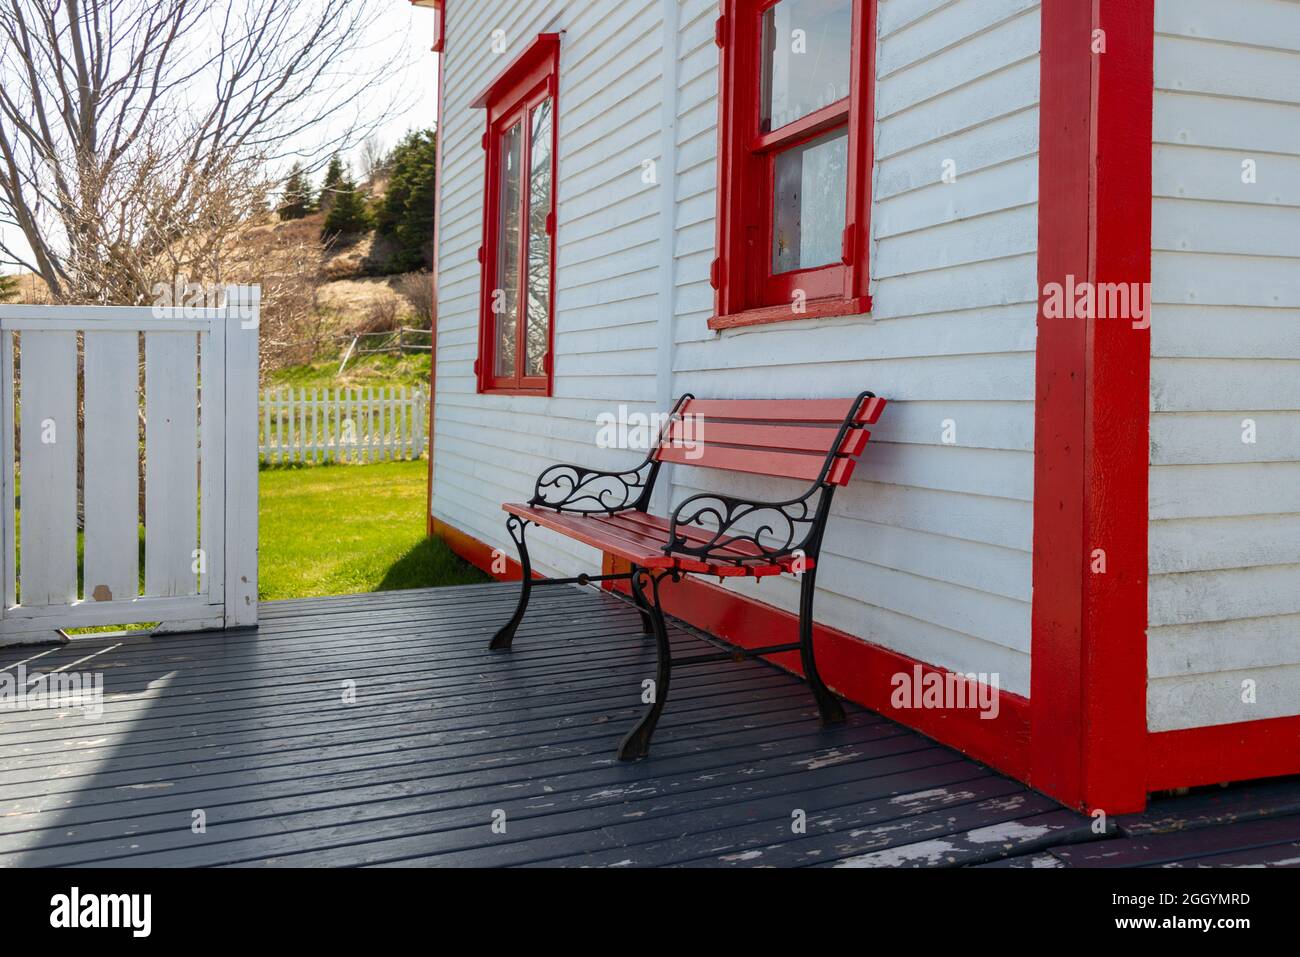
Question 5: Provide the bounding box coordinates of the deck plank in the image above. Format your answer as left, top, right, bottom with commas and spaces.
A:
1158, 841, 1300, 868
1048, 813, 1300, 867
1115, 778, 1300, 835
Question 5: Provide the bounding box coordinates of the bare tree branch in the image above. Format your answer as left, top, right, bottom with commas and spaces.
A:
0, 0, 403, 303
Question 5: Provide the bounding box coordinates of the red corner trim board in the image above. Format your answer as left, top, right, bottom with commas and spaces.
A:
1029, 0, 1154, 813
424, 1, 446, 539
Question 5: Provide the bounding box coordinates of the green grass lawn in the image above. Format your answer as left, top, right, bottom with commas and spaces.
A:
265, 352, 431, 391
258, 459, 488, 601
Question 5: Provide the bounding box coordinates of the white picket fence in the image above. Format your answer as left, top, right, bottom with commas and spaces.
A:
259, 386, 428, 464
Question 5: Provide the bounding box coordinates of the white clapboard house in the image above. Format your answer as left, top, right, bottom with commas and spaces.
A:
413, 0, 1300, 812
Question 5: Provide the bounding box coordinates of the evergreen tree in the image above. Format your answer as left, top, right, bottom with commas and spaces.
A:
321, 175, 372, 238
319, 153, 347, 211
0, 273, 18, 302
372, 129, 437, 273
279, 163, 315, 220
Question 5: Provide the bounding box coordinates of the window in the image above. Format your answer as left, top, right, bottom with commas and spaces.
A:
712, 0, 874, 329
473, 34, 560, 394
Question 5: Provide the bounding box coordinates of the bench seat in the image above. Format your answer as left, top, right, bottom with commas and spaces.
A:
503, 503, 806, 578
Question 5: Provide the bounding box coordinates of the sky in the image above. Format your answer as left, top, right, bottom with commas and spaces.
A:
339, 2, 442, 169
0, 1, 442, 276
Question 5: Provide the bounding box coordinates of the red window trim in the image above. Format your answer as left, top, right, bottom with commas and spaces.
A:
710, 0, 875, 331
473, 34, 561, 396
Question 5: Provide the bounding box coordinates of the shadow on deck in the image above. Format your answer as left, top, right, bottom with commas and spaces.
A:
0, 584, 1296, 867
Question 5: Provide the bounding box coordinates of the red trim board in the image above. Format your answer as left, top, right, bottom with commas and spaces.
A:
1148, 716, 1300, 793
431, 517, 538, 582
425, 2, 446, 538
407, 1, 444, 52
470, 33, 561, 110
1029, 0, 1153, 814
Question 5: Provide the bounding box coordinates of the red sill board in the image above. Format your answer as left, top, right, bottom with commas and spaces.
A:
708, 295, 872, 330
432, 516, 539, 581
1147, 715, 1300, 792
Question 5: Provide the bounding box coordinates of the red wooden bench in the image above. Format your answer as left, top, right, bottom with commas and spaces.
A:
488, 392, 887, 760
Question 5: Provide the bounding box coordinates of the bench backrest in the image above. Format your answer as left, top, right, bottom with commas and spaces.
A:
652, 393, 886, 488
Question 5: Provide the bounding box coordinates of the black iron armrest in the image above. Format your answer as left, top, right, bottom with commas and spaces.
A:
529, 458, 660, 515
663, 485, 826, 565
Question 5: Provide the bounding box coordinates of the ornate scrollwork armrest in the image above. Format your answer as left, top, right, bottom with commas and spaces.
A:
529, 459, 657, 515
663, 487, 824, 565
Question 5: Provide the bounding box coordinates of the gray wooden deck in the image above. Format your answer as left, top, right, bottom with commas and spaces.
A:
0, 583, 1293, 868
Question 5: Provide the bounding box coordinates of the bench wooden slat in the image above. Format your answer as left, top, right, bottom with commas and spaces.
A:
664, 419, 870, 457
603, 512, 758, 562
504, 504, 790, 577
655, 443, 855, 485
681, 397, 885, 425
606, 510, 814, 570
507, 506, 677, 564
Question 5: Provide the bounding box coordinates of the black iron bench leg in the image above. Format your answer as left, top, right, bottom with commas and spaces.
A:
489, 516, 532, 651
628, 564, 655, 635
799, 568, 846, 725
618, 569, 673, 761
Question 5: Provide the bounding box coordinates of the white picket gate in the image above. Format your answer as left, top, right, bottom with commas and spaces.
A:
259, 386, 427, 464
0, 286, 260, 644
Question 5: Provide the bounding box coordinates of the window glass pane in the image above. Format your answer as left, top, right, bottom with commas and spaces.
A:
524, 98, 553, 379
772, 127, 848, 274
761, 0, 853, 132
494, 120, 523, 379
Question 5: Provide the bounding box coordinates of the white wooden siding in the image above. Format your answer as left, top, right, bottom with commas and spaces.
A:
433, 0, 682, 583
432, 0, 1041, 694
666, 0, 1040, 695
1148, 0, 1300, 732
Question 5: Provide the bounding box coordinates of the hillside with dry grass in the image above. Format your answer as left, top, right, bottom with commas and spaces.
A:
232, 205, 433, 374
2, 271, 54, 305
